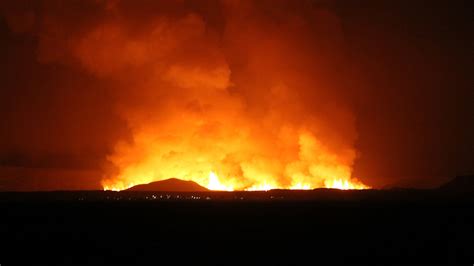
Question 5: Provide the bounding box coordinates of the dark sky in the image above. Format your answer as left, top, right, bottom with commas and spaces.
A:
0, 0, 472, 190
338, 1, 473, 187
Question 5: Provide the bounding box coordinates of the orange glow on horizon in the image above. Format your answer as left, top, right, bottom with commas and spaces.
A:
103, 171, 370, 191
93, 2, 372, 193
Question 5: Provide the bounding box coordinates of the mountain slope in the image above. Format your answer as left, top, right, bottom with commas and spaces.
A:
126, 178, 209, 192
439, 175, 474, 192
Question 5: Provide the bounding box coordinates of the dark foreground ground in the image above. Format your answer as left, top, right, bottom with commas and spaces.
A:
1, 189, 473, 264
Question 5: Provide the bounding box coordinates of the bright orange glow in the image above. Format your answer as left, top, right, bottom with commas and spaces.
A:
100, 109, 371, 192
324, 179, 369, 190
93, 3, 372, 193
207, 172, 234, 191
103, 171, 369, 191
101, 116, 370, 191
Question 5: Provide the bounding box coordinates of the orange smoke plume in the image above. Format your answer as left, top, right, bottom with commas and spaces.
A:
3, 0, 369, 191
98, 1, 369, 191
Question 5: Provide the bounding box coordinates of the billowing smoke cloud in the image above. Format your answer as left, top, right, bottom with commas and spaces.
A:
1, 0, 367, 190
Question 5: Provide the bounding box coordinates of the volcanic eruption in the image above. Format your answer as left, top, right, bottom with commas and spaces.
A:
2, 0, 369, 191
97, 1, 369, 191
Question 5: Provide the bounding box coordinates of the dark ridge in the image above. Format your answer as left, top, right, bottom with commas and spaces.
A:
439, 175, 474, 192
126, 178, 209, 192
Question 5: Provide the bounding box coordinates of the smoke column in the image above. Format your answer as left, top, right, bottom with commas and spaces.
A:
2, 0, 368, 190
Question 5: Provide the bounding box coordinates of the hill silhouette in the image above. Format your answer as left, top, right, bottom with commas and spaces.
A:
126, 178, 209, 192
439, 175, 474, 192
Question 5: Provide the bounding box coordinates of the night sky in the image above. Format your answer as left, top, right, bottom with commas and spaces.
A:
0, 0, 472, 190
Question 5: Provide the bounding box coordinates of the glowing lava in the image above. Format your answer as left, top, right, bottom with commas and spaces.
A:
93, 2, 372, 193
207, 172, 234, 191
324, 179, 369, 190
103, 171, 369, 191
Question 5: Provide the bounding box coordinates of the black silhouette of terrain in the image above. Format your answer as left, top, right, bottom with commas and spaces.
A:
439, 175, 474, 192
126, 178, 209, 192
0, 176, 473, 264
